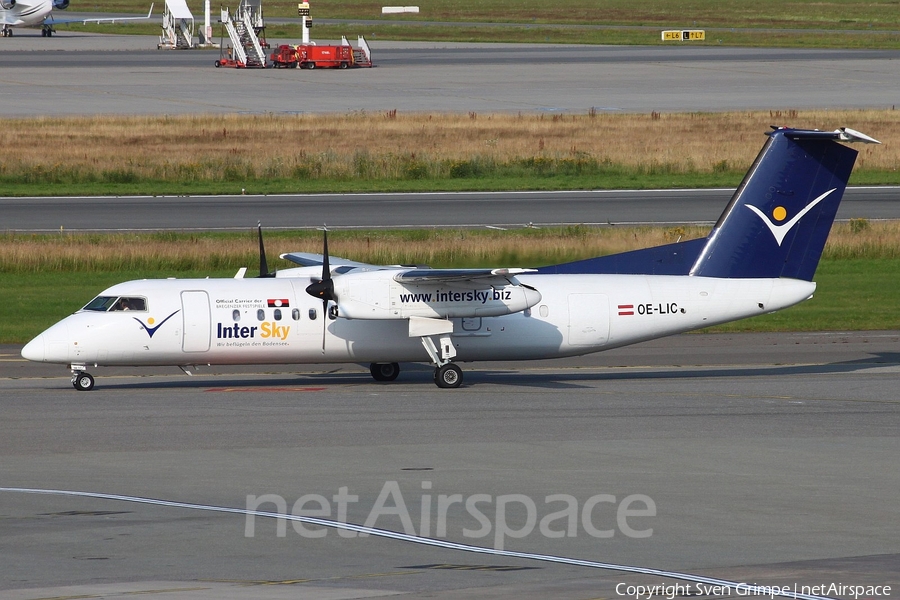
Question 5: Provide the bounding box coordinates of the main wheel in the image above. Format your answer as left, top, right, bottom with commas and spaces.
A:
215, 60, 222, 68
73, 372, 95, 392
434, 364, 463, 389
370, 362, 400, 382
306, 62, 316, 70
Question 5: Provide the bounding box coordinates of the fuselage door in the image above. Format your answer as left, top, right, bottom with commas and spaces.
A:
567, 293, 610, 347
181, 290, 211, 352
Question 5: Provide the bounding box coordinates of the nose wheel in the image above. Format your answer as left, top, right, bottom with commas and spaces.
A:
72, 372, 95, 391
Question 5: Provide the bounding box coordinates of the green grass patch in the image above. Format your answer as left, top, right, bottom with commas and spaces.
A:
66, 21, 900, 49
64, 0, 900, 48
4, 256, 899, 344
1, 269, 234, 343
72, 0, 900, 30
0, 172, 749, 197
705, 259, 900, 332
2, 168, 898, 198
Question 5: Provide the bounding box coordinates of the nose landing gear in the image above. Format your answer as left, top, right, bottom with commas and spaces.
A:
72, 371, 95, 391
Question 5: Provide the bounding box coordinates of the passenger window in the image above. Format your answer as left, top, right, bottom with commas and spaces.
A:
539, 305, 549, 318
274, 309, 282, 321
257, 309, 265, 321
309, 308, 317, 320
232, 310, 241, 322
292, 308, 301, 321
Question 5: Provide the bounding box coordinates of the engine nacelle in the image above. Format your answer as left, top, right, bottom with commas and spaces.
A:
330, 270, 542, 320
0, 0, 16, 10
53, 0, 69, 9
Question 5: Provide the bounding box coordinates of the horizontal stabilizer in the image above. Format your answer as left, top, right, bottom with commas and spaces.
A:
779, 127, 880, 145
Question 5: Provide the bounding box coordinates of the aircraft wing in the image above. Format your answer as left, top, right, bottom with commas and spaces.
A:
280, 252, 377, 269
394, 268, 536, 284
49, 4, 153, 25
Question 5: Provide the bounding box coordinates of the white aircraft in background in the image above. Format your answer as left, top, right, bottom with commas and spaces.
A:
22, 127, 879, 390
0, 0, 152, 37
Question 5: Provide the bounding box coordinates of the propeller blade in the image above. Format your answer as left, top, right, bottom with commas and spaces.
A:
320, 228, 330, 351
258, 222, 268, 277
256, 222, 275, 278
301, 226, 335, 353
321, 298, 328, 352
321, 226, 330, 284
304, 226, 335, 302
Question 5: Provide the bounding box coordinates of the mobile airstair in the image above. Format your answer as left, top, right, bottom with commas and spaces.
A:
216, 5, 266, 68
158, 0, 194, 49
352, 35, 372, 67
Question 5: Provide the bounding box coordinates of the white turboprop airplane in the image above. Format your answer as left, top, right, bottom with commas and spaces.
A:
22, 127, 879, 390
0, 0, 152, 37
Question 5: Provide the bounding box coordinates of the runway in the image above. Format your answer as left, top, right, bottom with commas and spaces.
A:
3, 186, 900, 231
1, 331, 899, 598
2, 35, 900, 115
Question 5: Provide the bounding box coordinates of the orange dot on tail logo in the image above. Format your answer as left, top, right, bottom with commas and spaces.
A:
772, 206, 787, 221
147, 318, 155, 325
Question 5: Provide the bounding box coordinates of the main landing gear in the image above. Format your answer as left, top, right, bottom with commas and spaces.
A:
434, 363, 462, 388
369, 362, 400, 382
420, 333, 463, 389
368, 360, 463, 388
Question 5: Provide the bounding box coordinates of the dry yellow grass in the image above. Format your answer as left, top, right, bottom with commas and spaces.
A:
2, 220, 898, 273
2, 109, 896, 180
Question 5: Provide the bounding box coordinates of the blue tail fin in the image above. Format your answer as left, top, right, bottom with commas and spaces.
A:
689, 127, 878, 281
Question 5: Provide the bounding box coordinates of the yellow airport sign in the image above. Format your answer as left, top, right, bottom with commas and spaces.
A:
662, 30, 706, 41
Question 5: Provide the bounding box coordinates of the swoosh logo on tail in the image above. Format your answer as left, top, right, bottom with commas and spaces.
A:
746, 188, 836, 246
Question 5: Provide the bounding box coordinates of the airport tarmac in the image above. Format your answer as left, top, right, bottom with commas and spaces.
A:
3, 34, 900, 115
2, 29, 899, 600
1, 331, 898, 598
4, 186, 900, 232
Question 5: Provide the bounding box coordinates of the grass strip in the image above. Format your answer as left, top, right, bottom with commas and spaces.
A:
2, 110, 899, 196
3, 225, 899, 343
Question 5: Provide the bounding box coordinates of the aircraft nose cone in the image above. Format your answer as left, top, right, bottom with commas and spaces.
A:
21, 334, 45, 362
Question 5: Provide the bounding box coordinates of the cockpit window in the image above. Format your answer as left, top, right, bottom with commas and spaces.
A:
82, 296, 147, 312
111, 297, 146, 311
83, 296, 118, 312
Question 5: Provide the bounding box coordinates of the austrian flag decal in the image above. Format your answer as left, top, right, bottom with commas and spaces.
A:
618, 304, 634, 316
267, 299, 290, 308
